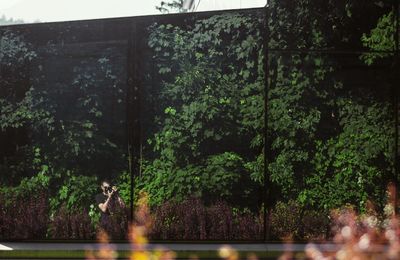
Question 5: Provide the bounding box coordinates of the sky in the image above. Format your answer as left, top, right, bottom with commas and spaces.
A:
0, 0, 267, 24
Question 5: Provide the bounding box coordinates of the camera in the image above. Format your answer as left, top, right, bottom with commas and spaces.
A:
105, 186, 113, 193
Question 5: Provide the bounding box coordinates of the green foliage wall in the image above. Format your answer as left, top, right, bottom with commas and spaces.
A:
267, 0, 397, 211
0, 30, 128, 216
0, 2, 398, 240
139, 0, 397, 214
138, 12, 265, 207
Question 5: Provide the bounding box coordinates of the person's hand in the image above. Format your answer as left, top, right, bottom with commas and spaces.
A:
112, 186, 118, 192
107, 189, 114, 198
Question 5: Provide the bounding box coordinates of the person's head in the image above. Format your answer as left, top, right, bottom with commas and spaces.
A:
101, 180, 111, 193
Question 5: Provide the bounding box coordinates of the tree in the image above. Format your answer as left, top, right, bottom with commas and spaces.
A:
0, 15, 24, 25
360, 10, 397, 65
156, 0, 185, 13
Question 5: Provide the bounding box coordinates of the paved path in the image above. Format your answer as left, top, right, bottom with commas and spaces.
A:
0, 242, 339, 252
2, 243, 268, 251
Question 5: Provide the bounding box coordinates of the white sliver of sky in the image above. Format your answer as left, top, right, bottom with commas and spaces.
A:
0, 0, 267, 24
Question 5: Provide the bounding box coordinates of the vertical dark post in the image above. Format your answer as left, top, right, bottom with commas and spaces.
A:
395, 0, 399, 214
396, 0, 399, 56
127, 21, 142, 222
262, 5, 270, 242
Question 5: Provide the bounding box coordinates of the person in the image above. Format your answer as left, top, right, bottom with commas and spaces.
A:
95, 180, 126, 235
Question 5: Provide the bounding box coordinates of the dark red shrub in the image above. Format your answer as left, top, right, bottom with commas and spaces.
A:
48, 204, 95, 239
206, 201, 234, 240
149, 198, 263, 240
105, 206, 130, 240
47, 202, 129, 240
0, 190, 49, 240
233, 212, 263, 240
150, 198, 207, 240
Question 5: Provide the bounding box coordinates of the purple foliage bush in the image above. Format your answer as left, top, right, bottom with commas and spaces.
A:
149, 198, 263, 240
233, 211, 263, 240
206, 201, 233, 240
0, 190, 49, 240
48, 204, 95, 239
104, 205, 130, 240
150, 198, 206, 240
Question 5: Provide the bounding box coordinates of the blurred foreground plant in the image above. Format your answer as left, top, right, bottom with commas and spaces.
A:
279, 183, 400, 260
86, 192, 176, 260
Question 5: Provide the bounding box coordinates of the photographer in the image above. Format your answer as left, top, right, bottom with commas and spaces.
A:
95, 180, 126, 234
